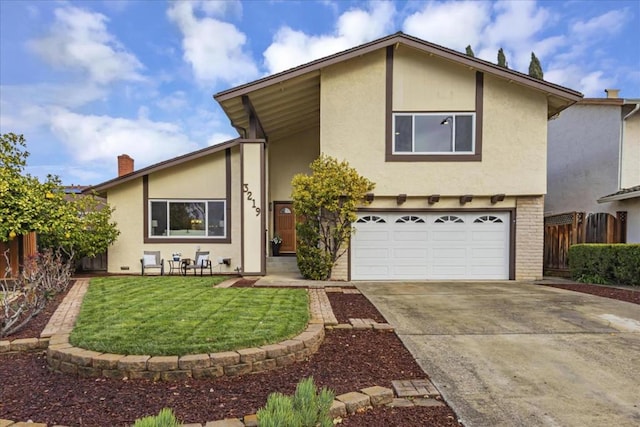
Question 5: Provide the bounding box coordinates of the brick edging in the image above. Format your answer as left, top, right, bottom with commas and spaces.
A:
0, 337, 50, 353
45, 323, 325, 380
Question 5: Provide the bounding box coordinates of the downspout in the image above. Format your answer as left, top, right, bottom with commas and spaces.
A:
619, 101, 640, 188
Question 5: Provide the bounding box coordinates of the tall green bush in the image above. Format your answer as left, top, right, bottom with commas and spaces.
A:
569, 244, 640, 286
257, 376, 335, 427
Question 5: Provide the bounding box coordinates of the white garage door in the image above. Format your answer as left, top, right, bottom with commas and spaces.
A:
351, 212, 510, 280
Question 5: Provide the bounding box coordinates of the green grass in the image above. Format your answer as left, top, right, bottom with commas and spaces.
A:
70, 276, 309, 356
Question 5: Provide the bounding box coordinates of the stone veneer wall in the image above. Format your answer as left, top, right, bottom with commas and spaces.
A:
515, 196, 544, 281
46, 323, 324, 381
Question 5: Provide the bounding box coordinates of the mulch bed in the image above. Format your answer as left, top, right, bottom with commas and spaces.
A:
1, 286, 457, 426
540, 282, 639, 305
326, 291, 386, 323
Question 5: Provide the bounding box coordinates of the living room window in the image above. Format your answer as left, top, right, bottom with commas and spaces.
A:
149, 200, 226, 238
393, 113, 475, 154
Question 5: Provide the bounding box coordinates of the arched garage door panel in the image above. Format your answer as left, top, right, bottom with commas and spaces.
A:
351, 212, 510, 280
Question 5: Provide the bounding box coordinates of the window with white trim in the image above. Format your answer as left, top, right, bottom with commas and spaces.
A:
393, 113, 475, 154
149, 200, 226, 238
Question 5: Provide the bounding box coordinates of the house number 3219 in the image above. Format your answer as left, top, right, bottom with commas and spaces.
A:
243, 184, 261, 216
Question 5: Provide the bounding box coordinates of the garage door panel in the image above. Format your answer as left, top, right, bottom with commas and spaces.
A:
351, 211, 510, 280
432, 231, 467, 241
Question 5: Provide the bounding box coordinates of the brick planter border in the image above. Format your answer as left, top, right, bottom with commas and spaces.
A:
45, 323, 325, 380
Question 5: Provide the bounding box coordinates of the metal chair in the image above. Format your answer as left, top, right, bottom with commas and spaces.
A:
140, 251, 164, 275
183, 251, 213, 276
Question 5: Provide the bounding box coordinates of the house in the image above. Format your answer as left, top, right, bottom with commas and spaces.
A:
546, 90, 640, 243
86, 32, 581, 281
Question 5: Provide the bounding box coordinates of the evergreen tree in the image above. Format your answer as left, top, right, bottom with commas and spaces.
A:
528, 52, 544, 79
465, 45, 475, 57
497, 48, 508, 68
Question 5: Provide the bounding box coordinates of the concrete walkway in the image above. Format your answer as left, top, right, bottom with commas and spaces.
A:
357, 281, 640, 427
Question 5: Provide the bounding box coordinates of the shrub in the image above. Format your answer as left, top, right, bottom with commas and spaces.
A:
296, 237, 332, 281
257, 376, 335, 427
132, 408, 180, 427
569, 244, 640, 287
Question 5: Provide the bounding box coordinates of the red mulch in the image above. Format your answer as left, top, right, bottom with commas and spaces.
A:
541, 282, 639, 305
4, 280, 634, 426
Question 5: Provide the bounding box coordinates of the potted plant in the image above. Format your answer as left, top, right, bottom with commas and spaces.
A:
172, 252, 181, 261
271, 235, 282, 256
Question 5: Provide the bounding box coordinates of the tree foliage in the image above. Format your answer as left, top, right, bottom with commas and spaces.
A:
291, 155, 374, 280
0, 133, 119, 259
528, 52, 544, 79
497, 48, 508, 68
465, 45, 475, 57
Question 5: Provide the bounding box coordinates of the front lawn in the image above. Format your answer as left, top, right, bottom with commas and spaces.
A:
70, 277, 309, 356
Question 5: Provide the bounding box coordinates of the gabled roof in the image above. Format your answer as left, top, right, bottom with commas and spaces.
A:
84, 138, 242, 194
598, 185, 640, 203
214, 32, 583, 140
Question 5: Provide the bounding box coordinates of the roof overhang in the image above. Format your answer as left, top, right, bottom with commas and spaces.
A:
214, 32, 583, 141
84, 139, 242, 195
598, 185, 640, 203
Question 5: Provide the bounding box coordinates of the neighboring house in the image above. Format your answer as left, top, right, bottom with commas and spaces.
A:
86, 33, 581, 281
546, 90, 640, 243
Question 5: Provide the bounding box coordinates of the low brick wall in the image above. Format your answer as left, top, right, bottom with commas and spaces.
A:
0, 337, 50, 353
46, 323, 325, 381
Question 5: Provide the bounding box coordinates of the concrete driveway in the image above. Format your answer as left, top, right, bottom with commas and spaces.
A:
357, 282, 640, 427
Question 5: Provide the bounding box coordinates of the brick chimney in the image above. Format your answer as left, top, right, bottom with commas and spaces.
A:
117, 154, 134, 177
605, 88, 620, 99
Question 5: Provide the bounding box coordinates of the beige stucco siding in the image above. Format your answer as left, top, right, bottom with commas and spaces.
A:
393, 45, 475, 111
106, 178, 144, 273
241, 143, 264, 274
148, 154, 227, 199
621, 112, 640, 188
320, 49, 548, 197
106, 148, 241, 274
269, 127, 320, 201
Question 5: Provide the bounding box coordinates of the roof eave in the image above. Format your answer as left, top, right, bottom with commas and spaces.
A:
597, 189, 640, 203
83, 139, 242, 195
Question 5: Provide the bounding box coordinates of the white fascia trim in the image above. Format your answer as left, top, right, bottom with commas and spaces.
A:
597, 189, 640, 203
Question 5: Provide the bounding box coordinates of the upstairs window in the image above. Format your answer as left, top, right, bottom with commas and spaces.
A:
393, 113, 475, 154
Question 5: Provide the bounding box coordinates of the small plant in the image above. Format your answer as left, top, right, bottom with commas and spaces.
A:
132, 408, 180, 427
257, 376, 335, 427
271, 235, 283, 245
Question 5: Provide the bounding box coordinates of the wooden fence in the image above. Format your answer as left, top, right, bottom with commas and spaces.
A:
0, 232, 38, 278
543, 211, 627, 276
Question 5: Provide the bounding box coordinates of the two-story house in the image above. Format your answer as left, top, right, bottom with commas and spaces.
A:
87, 33, 581, 281
547, 89, 640, 243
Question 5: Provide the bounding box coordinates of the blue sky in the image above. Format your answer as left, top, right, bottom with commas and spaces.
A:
1, 0, 639, 185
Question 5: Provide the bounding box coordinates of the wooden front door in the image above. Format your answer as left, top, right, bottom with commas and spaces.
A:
274, 202, 296, 253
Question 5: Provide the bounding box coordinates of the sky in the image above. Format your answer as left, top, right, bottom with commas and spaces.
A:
1, 0, 639, 186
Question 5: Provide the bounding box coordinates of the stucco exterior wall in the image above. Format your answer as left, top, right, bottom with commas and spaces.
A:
148, 155, 226, 199
319, 49, 549, 197
241, 142, 265, 274
106, 148, 242, 274
268, 127, 319, 202
621, 112, 640, 188
546, 104, 621, 215
623, 198, 640, 243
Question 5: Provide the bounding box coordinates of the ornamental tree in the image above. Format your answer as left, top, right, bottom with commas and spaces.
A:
0, 133, 119, 259
291, 155, 374, 280
528, 52, 544, 80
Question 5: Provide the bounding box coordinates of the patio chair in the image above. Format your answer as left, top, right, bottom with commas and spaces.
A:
140, 251, 164, 276
183, 251, 213, 276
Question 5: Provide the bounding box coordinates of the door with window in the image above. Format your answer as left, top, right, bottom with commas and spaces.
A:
274, 202, 296, 253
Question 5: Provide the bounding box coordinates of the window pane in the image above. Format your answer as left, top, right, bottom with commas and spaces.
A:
415, 115, 452, 152
150, 202, 167, 236
394, 115, 412, 152
207, 201, 225, 237
169, 202, 205, 236
455, 115, 473, 152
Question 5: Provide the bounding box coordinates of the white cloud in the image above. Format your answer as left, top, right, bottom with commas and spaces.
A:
28, 6, 144, 85
198, 0, 242, 19
263, 1, 395, 74
403, 1, 491, 51
156, 91, 189, 112
48, 108, 200, 167
207, 132, 236, 146
167, 1, 258, 86
571, 9, 627, 39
